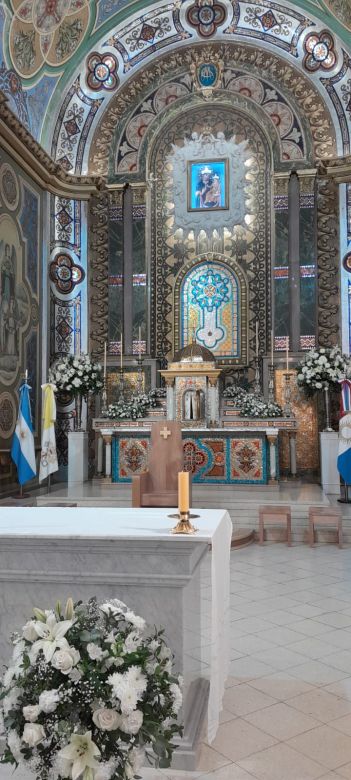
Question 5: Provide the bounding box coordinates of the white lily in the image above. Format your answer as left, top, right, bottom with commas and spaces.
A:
31, 613, 73, 662
59, 731, 101, 780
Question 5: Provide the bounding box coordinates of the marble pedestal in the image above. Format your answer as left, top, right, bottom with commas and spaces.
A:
0, 508, 233, 769
68, 431, 88, 485
320, 431, 340, 495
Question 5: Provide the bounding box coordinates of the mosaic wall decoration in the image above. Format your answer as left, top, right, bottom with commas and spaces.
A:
151, 105, 269, 365
186, 0, 227, 37
50, 291, 81, 355
0, 152, 42, 464
52, 77, 103, 174
303, 30, 337, 72
86, 52, 118, 91
322, 0, 351, 31
49, 252, 85, 294
112, 433, 267, 483
275, 369, 319, 473
7, 0, 91, 80
180, 260, 240, 359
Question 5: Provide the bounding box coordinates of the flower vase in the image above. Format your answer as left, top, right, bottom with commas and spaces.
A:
323, 385, 333, 432
74, 394, 83, 431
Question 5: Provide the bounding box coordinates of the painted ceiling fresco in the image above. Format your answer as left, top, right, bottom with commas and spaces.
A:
0, 0, 350, 163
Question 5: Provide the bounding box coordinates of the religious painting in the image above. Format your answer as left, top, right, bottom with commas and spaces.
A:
187, 159, 229, 211
0, 214, 30, 385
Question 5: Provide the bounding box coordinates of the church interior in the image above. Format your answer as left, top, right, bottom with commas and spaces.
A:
2, 0, 351, 778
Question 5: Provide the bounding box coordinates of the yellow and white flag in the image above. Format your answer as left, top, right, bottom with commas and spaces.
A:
39, 383, 58, 483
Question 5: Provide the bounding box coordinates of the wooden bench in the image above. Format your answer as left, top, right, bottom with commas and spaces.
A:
308, 506, 343, 548
258, 505, 292, 546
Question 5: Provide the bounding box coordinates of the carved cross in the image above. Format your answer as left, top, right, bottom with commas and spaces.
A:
160, 426, 172, 440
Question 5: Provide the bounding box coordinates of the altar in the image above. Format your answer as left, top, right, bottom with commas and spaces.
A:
0, 507, 232, 770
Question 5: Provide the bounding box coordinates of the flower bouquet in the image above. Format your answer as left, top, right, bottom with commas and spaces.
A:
0, 597, 182, 780
49, 355, 104, 397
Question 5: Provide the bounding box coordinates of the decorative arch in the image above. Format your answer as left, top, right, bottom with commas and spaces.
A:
175, 254, 248, 364
83, 42, 337, 177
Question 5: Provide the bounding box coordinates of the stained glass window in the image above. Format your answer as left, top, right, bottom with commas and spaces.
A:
180, 261, 240, 359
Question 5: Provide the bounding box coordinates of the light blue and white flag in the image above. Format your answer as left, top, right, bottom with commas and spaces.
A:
11, 381, 36, 485
337, 413, 351, 485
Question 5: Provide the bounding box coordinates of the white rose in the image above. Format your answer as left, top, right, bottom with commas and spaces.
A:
23, 705, 41, 722
22, 620, 38, 642
38, 689, 60, 713
51, 647, 80, 674
87, 643, 104, 661
22, 723, 45, 747
120, 710, 143, 735
92, 708, 122, 731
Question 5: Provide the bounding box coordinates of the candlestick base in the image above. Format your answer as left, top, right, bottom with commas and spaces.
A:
168, 511, 199, 535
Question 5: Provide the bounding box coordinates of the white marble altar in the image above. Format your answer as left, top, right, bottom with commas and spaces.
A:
0, 507, 232, 769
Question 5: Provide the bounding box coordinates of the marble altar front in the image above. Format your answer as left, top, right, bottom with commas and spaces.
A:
92, 419, 298, 484
0, 507, 232, 769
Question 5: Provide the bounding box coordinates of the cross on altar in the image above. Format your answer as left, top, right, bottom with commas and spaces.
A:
160, 426, 171, 440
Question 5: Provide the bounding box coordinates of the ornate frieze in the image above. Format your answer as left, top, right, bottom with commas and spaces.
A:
88, 191, 109, 358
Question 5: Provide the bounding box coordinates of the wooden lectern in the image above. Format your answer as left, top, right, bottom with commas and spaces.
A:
132, 421, 190, 507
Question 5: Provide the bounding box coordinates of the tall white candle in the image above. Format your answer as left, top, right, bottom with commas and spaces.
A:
256, 321, 259, 358
271, 330, 274, 366
286, 340, 289, 373
120, 332, 123, 370
103, 341, 107, 379
25, 369, 28, 383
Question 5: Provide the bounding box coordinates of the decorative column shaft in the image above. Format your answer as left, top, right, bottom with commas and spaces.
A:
289, 432, 297, 478
103, 434, 112, 479
123, 185, 133, 355
166, 380, 175, 420
267, 431, 278, 483
288, 170, 300, 353
315, 175, 340, 346
208, 380, 219, 426
97, 435, 103, 476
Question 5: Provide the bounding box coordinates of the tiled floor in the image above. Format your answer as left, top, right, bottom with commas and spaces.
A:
3, 542, 351, 780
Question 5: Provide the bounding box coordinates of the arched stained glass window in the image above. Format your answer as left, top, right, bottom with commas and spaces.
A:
180, 261, 240, 360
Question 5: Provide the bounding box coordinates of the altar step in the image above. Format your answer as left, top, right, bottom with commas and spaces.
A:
35, 481, 351, 545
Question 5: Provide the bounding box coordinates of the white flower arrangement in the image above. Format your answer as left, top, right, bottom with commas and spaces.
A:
0, 598, 182, 780
296, 346, 351, 394
49, 355, 103, 397
103, 390, 166, 421
223, 385, 283, 418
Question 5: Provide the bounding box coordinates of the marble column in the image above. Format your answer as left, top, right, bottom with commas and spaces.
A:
166, 379, 175, 420
97, 434, 103, 476
289, 431, 297, 478
288, 170, 301, 353
103, 434, 112, 479
208, 380, 219, 426
267, 431, 278, 484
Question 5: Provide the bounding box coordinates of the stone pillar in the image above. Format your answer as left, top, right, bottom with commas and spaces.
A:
166, 379, 175, 420
289, 431, 297, 478
288, 170, 300, 353
315, 175, 340, 347
123, 185, 133, 355
267, 430, 278, 484
103, 434, 112, 479
208, 379, 219, 426
97, 434, 103, 476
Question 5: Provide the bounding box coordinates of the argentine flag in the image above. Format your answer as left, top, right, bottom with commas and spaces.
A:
11, 382, 36, 485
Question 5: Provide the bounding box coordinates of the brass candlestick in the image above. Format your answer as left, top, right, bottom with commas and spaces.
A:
169, 510, 199, 535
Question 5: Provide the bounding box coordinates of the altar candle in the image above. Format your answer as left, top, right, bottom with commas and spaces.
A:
103, 341, 107, 379
138, 326, 141, 357
120, 332, 123, 369
286, 340, 289, 373
25, 369, 28, 383
178, 471, 189, 514
256, 320, 259, 357
271, 330, 274, 366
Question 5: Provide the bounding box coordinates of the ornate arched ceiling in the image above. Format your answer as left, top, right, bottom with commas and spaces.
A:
0, 0, 350, 161
81, 42, 336, 180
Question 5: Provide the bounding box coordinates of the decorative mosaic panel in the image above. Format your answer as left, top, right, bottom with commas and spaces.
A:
112, 433, 267, 483
275, 369, 319, 473
114, 438, 149, 480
